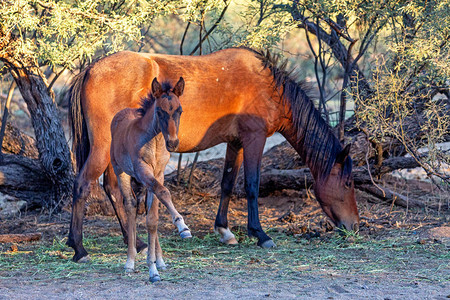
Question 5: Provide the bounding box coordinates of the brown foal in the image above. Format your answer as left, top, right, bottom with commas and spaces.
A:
110, 77, 191, 282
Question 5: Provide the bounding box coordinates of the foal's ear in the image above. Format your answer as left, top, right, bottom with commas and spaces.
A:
172, 77, 185, 97
335, 144, 351, 165
152, 77, 163, 98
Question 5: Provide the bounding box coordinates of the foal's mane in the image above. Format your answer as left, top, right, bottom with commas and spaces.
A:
137, 81, 174, 116
247, 47, 351, 180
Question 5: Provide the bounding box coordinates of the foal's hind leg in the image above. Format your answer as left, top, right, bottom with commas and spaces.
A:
116, 172, 138, 272
214, 142, 243, 245
155, 232, 166, 270
146, 192, 161, 282
104, 164, 148, 253
152, 176, 167, 270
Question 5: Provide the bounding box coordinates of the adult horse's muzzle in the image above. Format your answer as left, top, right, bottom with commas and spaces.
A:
166, 139, 179, 152
336, 220, 359, 233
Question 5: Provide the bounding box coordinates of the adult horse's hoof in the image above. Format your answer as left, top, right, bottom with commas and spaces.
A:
74, 254, 91, 263
216, 227, 238, 245
149, 275, 161, 283
260, 240, 277, 249
221, 236, 238, 245
71, 246, 89, 263
180, 230, 192, 239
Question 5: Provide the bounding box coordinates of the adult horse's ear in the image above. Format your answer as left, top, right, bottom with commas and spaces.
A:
152, 78, 163, 98
173, 77, 185, 97
336, 144, 351, 165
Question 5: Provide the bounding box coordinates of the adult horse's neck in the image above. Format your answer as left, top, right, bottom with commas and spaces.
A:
250, 49, 343, 181
251, 49, 343, 181
278, 79, 343, 181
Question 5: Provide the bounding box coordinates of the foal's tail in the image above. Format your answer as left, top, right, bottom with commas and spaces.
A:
68, 67, 91, 173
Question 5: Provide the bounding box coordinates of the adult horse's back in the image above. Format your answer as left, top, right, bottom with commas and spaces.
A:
68, 48, 359, 262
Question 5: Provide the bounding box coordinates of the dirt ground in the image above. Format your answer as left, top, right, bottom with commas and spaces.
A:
1, 177, 449, 300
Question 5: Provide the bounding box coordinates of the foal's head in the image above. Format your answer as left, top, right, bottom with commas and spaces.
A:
151, 77, 184, 152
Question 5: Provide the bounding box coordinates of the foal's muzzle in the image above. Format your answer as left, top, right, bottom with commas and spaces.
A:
166, 139, 179, 152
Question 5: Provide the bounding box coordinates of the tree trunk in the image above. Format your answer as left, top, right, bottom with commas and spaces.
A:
0, 29, 74, 210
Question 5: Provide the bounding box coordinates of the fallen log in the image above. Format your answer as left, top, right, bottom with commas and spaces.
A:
358, 184, 425, 209
255, 155, 423, 197
0, 118, 38, 159
0, 119, 113, 215
259, 168, 314, 196
0, 153, 53, 209
0, 232, 42, 243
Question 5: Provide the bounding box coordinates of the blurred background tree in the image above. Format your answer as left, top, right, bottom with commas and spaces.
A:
0, 0, 448, 212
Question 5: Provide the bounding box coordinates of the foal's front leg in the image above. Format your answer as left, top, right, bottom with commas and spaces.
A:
138, 165, 192, 239
153, 183, 192, 239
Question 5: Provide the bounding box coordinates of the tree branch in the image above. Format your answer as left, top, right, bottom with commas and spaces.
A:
189, 2, 229, 55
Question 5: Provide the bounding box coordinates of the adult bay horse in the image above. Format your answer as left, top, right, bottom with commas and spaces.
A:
67, 47, 359, 262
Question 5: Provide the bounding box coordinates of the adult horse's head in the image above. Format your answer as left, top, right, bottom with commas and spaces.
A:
313, 144, 359, 232
151, 77, 184, 152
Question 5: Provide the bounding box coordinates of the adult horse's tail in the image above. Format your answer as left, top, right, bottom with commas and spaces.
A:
68, 68, 90, 173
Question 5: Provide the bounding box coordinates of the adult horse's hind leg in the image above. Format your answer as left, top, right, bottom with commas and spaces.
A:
242, 133, 276, 248
104, 164, 148, 253
67, 148, 111, 262
214, 142, 243, 245
67, 175, 91, 262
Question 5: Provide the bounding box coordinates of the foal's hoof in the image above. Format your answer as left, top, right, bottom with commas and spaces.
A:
136, 241, 148, 254
139, 247, 148, 255
180, 230, 192, 239
156, 260, 167, 270
124, 267, 135, 273
260, 240, 277, 249
149, 275, 161, 283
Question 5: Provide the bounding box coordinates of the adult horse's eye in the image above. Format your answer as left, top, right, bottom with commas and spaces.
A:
344, 180, 352, 189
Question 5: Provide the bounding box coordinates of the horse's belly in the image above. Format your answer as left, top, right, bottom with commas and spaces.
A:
176, 111, 274, 152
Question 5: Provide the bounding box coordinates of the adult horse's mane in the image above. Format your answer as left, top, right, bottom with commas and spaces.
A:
247, 47, 351, 180
137, 81, 174, 116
